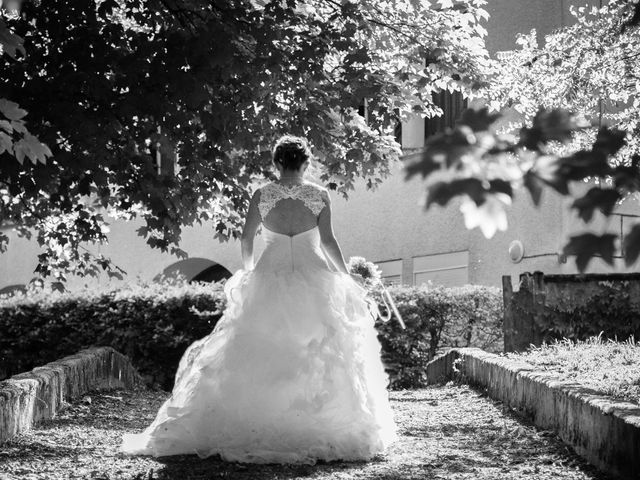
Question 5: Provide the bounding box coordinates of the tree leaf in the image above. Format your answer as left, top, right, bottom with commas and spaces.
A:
623, 223, 640, 266
571, 187, 621, 222
612, 160, 640, 192
13, 133, 52, 165
170, 247, 189, 260
518, 107, 586, 150
621, 2, 640, 32
405, 154, 441, 180
458, 107, 501, 132
14, 142, 25, 164
0, 99, 27, 121
0, 20, 25, 59
0, 120, 12, 132
406, 126, 480, 180
97, 0, 118, 18
557, 149, 612, 182
592, 127, 627, 157
426, 178, 485, 207
346, 148, 364, 162
488, 179, 513, 197
0, 131, 13, 155
523, 170, 543, 205
563, 233, 617, 272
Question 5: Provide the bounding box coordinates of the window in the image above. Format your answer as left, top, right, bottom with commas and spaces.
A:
424, 90, 468, 140
413, 251, 469, 287
149, 126, 178, 176
399, 90, 469, 150
375, 259, 403, 286
152, 140, 178, 176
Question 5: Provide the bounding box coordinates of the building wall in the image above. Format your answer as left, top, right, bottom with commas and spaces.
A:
0, 219, 245, 291
328, 159, 565, 287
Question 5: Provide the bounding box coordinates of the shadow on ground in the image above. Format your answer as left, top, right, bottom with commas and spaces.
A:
1, 386, 613, 480
149, 455, 383, 480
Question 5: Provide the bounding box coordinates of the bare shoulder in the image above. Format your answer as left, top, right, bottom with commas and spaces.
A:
303, 181, 329, 195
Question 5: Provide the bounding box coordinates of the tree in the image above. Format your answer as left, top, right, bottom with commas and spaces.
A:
0, 0, 492, 286
0, 1, 53, 254
487, 0, 640, 167
406, 1, 640, 273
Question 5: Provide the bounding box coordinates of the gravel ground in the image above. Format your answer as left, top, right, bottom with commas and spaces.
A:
0, 384, 613, 480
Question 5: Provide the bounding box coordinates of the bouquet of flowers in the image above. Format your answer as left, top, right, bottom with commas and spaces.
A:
347, 256, 405, 330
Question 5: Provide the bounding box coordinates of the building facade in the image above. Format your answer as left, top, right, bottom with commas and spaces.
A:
2, 0, 637, 293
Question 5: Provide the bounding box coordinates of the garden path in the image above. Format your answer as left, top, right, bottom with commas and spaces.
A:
0, 384, 612, 480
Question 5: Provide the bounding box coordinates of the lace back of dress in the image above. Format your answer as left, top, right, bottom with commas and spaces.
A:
258, 183, 325, 219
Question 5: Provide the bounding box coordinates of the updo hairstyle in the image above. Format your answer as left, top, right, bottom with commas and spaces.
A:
272, 135, 312, 171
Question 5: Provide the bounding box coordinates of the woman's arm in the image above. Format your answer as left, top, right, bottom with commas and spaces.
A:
240, 189, 261, 270
318, 190, 350, 275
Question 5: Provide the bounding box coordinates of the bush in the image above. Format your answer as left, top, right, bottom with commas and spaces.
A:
371, 283, 503, 389
0, 279, 502, 391
539, 281, 640, 342
0, 278, 226, 389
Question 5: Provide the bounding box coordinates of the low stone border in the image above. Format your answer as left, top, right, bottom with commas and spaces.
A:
0, 346, 140, 444
426, 348, 640, 479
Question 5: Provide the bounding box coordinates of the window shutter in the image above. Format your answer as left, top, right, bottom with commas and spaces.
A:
425, 91, 468, 140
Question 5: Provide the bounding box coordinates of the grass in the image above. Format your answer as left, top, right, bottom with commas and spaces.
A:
506, 335, 640, 405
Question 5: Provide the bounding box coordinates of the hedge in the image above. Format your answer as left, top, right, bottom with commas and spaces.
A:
372, 283, 503, 389
0, 279, 226, 390
538, 281, 640, 342
0, 279, 503, 390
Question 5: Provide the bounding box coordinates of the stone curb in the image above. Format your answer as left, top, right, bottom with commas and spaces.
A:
425, 348, 640, 479
0, 346, 141, 444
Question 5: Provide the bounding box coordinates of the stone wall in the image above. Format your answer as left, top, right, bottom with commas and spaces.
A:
502, 271, 640, 352
0, 346, 140, 444
426, 348, 640, 480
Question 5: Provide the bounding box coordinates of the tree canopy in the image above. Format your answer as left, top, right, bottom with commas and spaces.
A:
488, 0, 640, 167
0, 0, 491, 285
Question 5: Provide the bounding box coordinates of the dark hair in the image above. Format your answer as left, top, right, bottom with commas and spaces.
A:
272, 135, 311, 171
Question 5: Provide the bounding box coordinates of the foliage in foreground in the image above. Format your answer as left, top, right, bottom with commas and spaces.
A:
406, 2, 640, 272
406, 106, 640, 272
0, 278, 502, 390
507, 335, 640, 405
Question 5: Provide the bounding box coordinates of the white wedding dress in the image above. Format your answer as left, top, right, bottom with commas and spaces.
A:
120, 182, 398, 464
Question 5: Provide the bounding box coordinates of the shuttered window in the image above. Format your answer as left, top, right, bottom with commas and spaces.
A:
375, 259, 403, 286
425, 91, 468, 140
413, 251, 469, 287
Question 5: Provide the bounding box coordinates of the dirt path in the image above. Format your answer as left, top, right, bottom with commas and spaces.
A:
0, 384, 612, 480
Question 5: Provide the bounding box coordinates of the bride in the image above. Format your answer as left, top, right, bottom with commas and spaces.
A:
121, 135, 398, 464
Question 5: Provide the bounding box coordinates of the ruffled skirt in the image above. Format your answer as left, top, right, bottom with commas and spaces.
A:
120, 267, 397, 464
